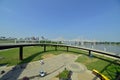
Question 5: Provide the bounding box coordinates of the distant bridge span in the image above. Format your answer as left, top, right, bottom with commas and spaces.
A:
0, 43, 120, 60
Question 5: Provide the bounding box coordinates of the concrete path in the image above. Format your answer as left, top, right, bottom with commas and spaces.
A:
77, 70, 100, 80
0, 54, 100, 80
71, 72, 78, 80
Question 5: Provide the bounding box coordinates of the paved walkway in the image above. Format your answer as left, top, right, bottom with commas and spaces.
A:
0, 54, 100, 80
71, 72, 78, 80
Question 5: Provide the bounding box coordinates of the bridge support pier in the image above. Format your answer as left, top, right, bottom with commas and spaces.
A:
19, 46, 23, 60
67, 46, 69, 52
44, 45, 46, 52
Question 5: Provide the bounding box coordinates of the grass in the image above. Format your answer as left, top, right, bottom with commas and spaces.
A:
56, 69, 69, 79
0, 46, 119, 80
0, 48, 19, 66
0, 46, 72, 66
0, 40, 14, 43
76, 54, 120, 80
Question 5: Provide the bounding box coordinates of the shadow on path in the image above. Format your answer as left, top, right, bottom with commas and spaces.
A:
0, 51, 44, 80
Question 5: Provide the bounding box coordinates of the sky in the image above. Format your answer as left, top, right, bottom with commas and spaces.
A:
0, 0, 120, 41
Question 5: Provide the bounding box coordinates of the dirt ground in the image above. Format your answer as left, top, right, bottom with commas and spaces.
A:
42, 54, 55, 59
50, 77, 59, 80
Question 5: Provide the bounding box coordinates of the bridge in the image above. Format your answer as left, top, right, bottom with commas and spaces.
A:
0, 43, 120, 60
15, 39, 97, 45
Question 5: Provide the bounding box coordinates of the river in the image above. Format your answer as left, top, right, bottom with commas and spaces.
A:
64, 41, 120, 56
77, 44, 120, 56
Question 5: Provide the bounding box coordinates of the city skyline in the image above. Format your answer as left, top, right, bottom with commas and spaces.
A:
0, 0, 120, 42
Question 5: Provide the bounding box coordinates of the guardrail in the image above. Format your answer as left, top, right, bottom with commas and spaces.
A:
0, 43, 120, 60
92, 69, 110, 80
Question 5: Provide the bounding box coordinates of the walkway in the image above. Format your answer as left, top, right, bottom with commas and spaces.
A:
0, 54, 100, 80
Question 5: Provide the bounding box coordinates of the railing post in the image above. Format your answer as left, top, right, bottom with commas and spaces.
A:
67, 46, 69, 52
55, 45, 57, 51
19, 46, 23, 60
44, 45, 46, 52
89, 50, 91, 56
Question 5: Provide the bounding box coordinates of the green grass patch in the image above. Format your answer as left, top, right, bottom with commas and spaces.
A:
0, 48, 19, 66
56, 69, 69, 79
76, 55, 120, 80
0, 40, 14, 43
0, 46, 80, 66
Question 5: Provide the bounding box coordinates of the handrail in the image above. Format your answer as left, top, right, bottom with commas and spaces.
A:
92, 69, 110, 80
0, 43, 120, 59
